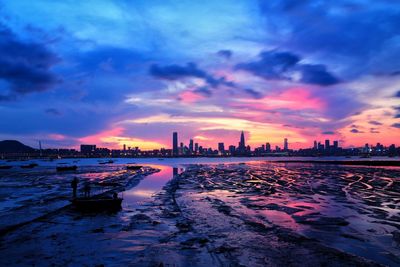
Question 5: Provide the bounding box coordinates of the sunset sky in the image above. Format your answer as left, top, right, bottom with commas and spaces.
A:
0, 0, 399, 150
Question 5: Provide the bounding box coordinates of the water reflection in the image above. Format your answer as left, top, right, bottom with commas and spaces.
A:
123, 165, 177, 208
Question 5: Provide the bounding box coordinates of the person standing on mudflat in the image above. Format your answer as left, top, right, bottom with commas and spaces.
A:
71, 177, 79, 198
84, 182, 91, 198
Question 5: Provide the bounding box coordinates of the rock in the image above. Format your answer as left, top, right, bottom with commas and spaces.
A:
131, 213, 152, 222
392, 231, 400, 243
211, 244, 237, 254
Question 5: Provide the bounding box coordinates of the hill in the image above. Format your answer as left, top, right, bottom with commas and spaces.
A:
0, 140, 35, 153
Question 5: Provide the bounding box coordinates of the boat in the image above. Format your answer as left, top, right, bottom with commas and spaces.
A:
56, 165, 78, 171
20, 163, 38, 169
126, 165, 142, 170
71, 195, 123, 211
99, 159, 114, 165
0, 165, 12, 169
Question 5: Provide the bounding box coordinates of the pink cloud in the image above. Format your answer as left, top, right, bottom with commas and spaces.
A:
179, 90, 206, 103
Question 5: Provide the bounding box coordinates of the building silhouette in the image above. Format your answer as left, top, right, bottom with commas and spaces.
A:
172, 132, 178, 156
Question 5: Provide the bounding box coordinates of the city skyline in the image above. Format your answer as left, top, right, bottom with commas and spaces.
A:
0, 1, 399, 150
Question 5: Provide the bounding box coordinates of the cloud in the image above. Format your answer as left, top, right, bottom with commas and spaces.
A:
193, 86, 212, 97
370, 128, 380, 133
350, 128, 362, 133
235, 50, 339, 86
368, 120, 383, 126
217, 49, 232, 59
244, 88, 263, 99
322, 131, 335, 135
149, 62, 234, 88
150, 62, 207, 80
258, 1, 400, 78
395, 90, 400, 97
297, 64, 339, 85
236, 50, 299, 80
392, 123, 400, 129
0, 23, 60, 99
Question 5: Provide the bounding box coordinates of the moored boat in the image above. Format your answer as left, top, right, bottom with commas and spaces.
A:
71, 195, 123, 211
126, 165, 142, 170
99, 159, 114, 165
57, 165, 78, 171
20, 163, 38, 169
0, 165, 12, 169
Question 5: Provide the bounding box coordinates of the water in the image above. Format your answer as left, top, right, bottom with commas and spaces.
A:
123, 165, 175, 208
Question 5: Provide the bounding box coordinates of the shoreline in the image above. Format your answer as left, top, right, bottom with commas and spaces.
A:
271, 160, 400, 166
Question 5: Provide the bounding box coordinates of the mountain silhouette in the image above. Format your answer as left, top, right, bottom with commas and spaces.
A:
0, 140, 35, 153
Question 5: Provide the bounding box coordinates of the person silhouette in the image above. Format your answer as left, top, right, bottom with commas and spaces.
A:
84, 182, 91, 198
71, 177, 79, 198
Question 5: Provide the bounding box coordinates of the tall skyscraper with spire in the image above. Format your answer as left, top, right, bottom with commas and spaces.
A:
238, 131, 246, 152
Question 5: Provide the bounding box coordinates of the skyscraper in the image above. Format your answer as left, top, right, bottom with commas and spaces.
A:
238, 131, 246, 152
284, 138, 288, 151
325, 139, 330, 150
189, 139, 194, 152
172, 132, 178, 156
266, 142, 271, 152
333, 140, 338, 149
218, 142, 225, 153
313, 140, 317, 150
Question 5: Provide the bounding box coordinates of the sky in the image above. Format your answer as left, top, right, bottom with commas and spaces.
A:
0, 0, 399, 150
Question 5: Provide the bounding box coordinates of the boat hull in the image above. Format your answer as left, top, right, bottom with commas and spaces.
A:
56, 166, 78, 171
126, 165, 142, 170
71, 197, 122, 211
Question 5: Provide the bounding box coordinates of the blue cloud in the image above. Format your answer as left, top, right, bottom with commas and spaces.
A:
217, 49, 233, 59
0, 23, 60, 99
236, 50, 338, 86
297, 64, 339, 85
392, 123, 400, 129
150, 62, 235, 88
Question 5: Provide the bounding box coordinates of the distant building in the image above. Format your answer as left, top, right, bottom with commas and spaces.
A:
218, 142, 225, 154
189, 139, 194, 153
325, 140, 330, 150
172, 132, 178, 156
333, 141, 338, 149
238, 131, 246, 153
284, 138, 288, 151
266, 142, 271, 152
80, 144, 96, 156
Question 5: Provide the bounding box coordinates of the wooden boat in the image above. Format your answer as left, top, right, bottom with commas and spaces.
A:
0, 165, 12, 169
20, 163, 38, 169
71, 196, 123, 211
126, 165, 142, 170
56, 165, 78, 171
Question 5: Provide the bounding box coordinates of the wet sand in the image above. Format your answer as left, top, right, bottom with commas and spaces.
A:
0, 162, 399, 266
